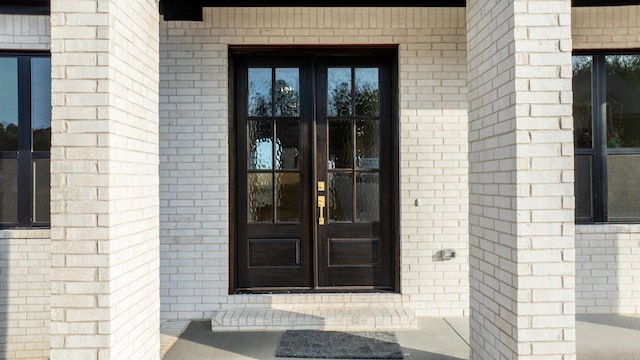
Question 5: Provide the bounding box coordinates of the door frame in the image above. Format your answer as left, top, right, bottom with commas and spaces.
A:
228, 45, 400, 294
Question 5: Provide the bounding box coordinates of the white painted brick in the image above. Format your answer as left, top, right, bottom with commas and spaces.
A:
468, 0, 574, 359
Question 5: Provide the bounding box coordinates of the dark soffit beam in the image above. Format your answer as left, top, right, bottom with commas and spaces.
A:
0, 0, 49, 15
160, 0, 640, 21
2, 0, 640, 20
159, 0, 467, 21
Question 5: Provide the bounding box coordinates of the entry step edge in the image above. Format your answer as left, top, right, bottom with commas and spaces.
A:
211, 308, 417, 332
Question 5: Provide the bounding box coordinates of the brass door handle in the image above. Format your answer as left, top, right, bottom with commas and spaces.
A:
318, 195, 325, 225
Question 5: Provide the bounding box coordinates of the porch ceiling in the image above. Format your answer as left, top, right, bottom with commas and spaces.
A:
1, 0, 640, 21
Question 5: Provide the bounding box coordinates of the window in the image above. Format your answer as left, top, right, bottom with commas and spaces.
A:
0, 53, 51, 228
573, 52, 640, 223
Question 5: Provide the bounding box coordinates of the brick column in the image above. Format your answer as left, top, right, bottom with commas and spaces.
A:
467, 1, 575, 359
50, 0, 159, 359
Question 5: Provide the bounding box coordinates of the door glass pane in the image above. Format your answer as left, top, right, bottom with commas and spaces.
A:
328, 68, 352, 117
607, 155, 640, 220
33, 159, 50, 224
355, 68, 379, 117
248, 172, 273, 222
248, 120, 273, 169
0, 58, 19, 152
605, 55, 640, 148
248, 68, 272, 117
356, 173, 379, 222
275, 68, 299, 117
573, 56, 593, 149
0, 159, 18, 224
329, 173, 352, 222
32, 57, 51, 152
356, 120, 379, 169
275, 119, 299, 169
276, 173, 300, 222
575, 155, 593, 220
329, 120, 353, 169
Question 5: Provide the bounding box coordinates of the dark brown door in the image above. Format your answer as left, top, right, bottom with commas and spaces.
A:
232, 48, 397, 292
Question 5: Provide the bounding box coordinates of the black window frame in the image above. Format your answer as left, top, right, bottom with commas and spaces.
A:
573, 50, 640, 224
0, 51, 51, 229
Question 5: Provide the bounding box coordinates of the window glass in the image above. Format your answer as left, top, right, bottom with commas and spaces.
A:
329, 172, 353, 222
0, 159, 18, 224
328, 120, 353, 169
248, 68, 272, 117
356, 173, 379, 222
573, 53, 640, 223
275, 119, 299, 170
33, 159, 50, 224
32, 57, 51, 152
248, 172, 273, 222
605, 55, 640, 148
354, 68, 379, 117
607, 155, 640, 220
574, 155, 593, 219
328, 68, 352, 117
0, 58, 19, 152
0, 54, 51, 228
275, 68, 299, 117
356, 120, 379, 169
573, 56, 593, 149
248, 120, 273, 170
276, 173, 299, 222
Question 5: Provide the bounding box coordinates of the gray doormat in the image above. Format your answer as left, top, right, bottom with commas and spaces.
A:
276, 330, 404, 359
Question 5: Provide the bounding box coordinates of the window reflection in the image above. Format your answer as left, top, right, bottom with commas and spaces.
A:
248, 68, 272, 117
328, 68, 352, 117
573, 56, 593, 149
275, 68, 299, 117
606, 55, 640, 148
32, 57, 51, 152
0, 58, 19, 152
355, 68, 379, 117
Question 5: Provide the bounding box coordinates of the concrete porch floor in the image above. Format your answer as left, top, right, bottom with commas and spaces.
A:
161, 314, 640, 360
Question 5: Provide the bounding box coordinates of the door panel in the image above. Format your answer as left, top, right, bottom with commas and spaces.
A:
315, 58, 393, 289
236, 57, 312, 290
233, 49, 397, 292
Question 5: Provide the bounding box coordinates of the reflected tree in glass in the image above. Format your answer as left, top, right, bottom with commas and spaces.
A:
0, 58, 19, 152
248, 68, 272, 117
605, 55, 640, 148
328, 68, 352, 117
355, 68, 379, 117
573, 56, 593, 149
275, 68, 300, 117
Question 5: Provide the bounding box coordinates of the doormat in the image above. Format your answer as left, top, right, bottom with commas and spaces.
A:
276, 330, 404, 359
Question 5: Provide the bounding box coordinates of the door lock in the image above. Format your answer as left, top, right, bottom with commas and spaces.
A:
318, 195, 325, 225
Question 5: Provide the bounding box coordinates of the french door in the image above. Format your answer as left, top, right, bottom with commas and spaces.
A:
231, 47, 398, 292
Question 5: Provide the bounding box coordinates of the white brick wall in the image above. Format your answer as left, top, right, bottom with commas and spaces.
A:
159, 7, 469, 320
0, 14, 49, 50
576, 225, 640, 314
50, 0, 160, 358
107, 1, 160, 359
468, 0, 575, 358
0, 230, 50, 360
573, 6, 640, 49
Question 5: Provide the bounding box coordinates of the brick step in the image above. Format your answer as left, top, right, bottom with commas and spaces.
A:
211, 307, 417, 332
